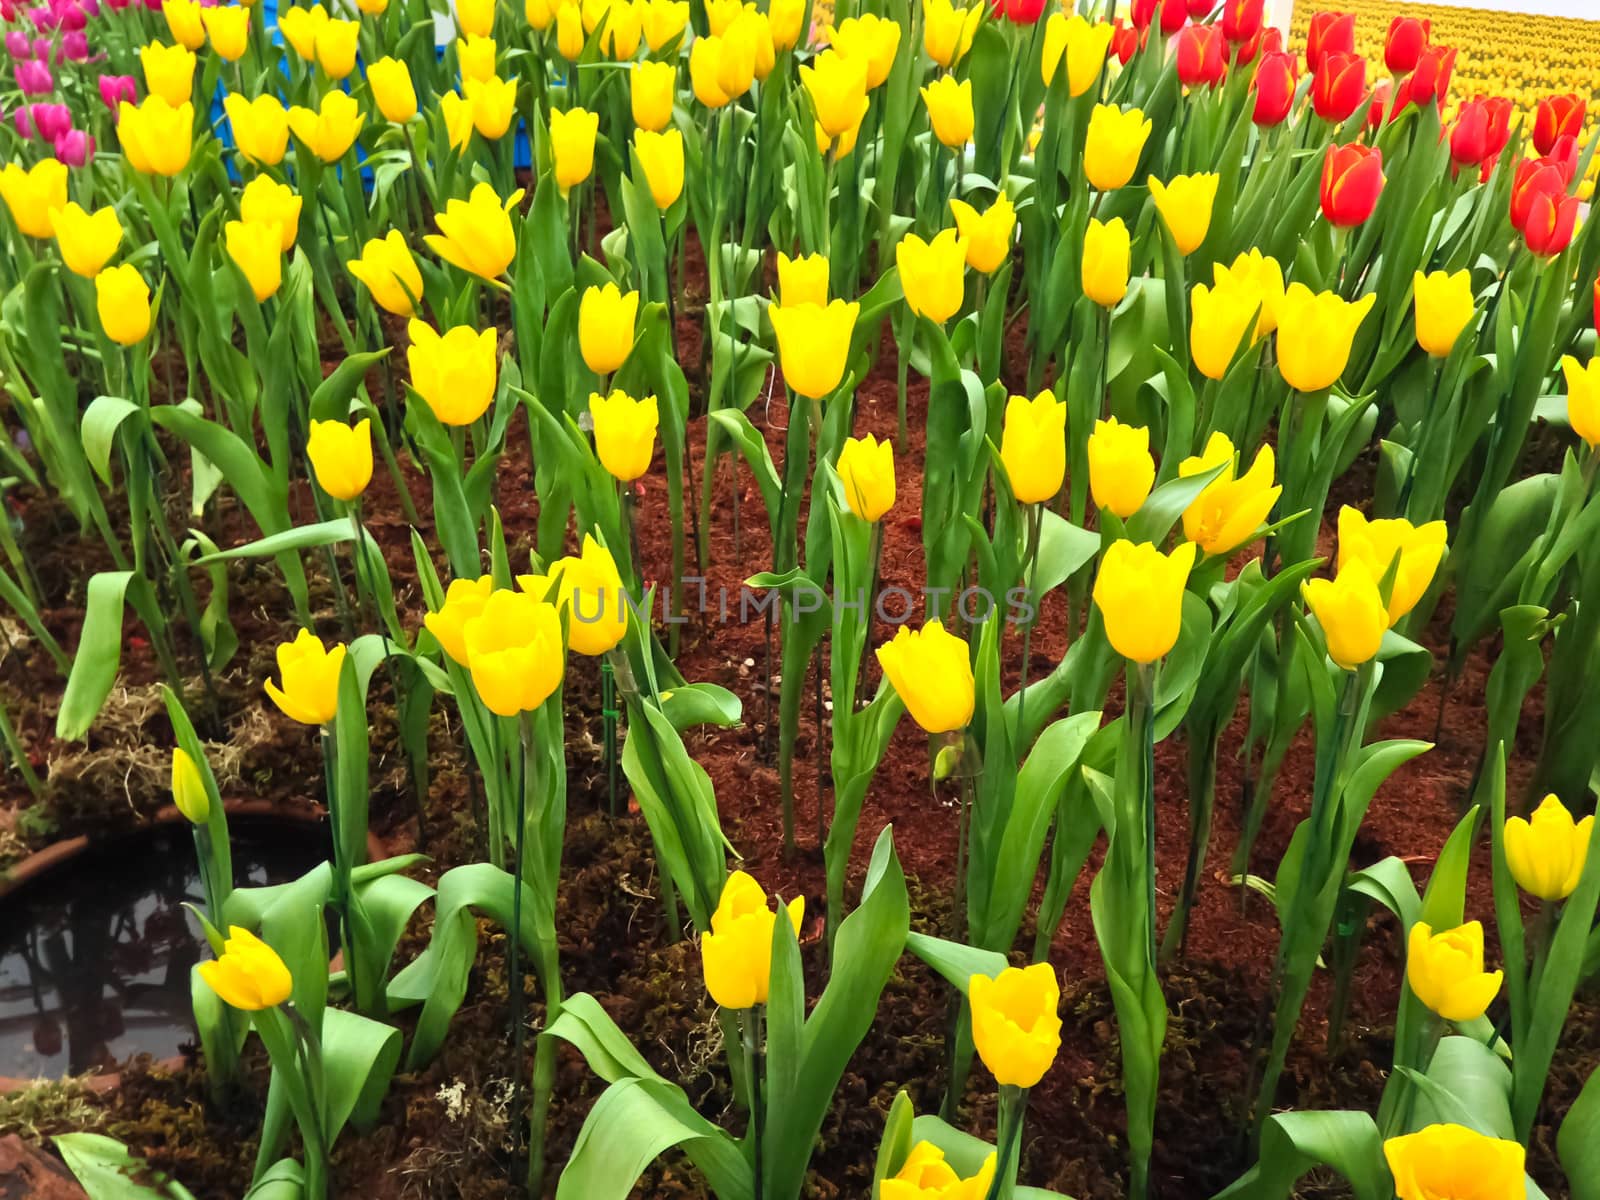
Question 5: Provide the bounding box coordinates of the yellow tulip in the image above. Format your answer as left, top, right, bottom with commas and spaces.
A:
1000, 391, 1067, 505
969, 963, 1061, 1089
348, 230, 423, 316
456, 0, 496, 37
1384, 1124, 1526, 1200
48, 202, 122, 278
633, 128, 684, 208
202, 5, 251, 62
1087, 417, 1155, 519
1561, 355, 1600, 447
357, 0, 388, 13
240, 176, 301, 251
1412, 270, 1475, 357
597, 0, 642, 57
1405, 920, 1503, 1022
423, 575, 495, 665
525, 0, 557, 29
777, 251, 829, 307
224, 219, 283, 302
1301, 560, 1386, 671
119, 97, 195, 176
639, 0, 688, 49
923, 0, 980, 69
1040, 11, 1113, 96
768, 0, 803, 50
1505, 794, 1594, 902
224, 93, 290, 165
522, 534, 629, 656
163, 0, 206, 48
1189, 276, 1262, 381
287, 89, 365, 162
589, 390, 659, 481
1093, 539, 1197, 663
883, 1142, 995, 1200
631, 60, 676, 131
837, 433, 895, 522
1215, 249, 1284, 335
314, 17, 358, 76
948, 192, 1014, 274
425, 181, 523, 279
579, 283, 640, 375
264, 628, 345, 724
277, 3, 327, 58
440, 90, 475, 149
171, 746, 209, 824
0, 159, 66, 239
1148, 173, 1218, 256
407, 320, 499, 426
921, 74, 973, 148
701, 871, 805, 1009
1082, 216, 1129, 309
1084, 103, 1151, 192
366, 58, 418, 123
769, 299, 859, 400
1335, 507, 1447, 625
94, 265, 152, 346
464, 73, 518, 139
827, 12, 899, 88
457, 34, 497, 82
140, 39, 196, 106
1180, 433, 1280, 556
307, 419, 374, 502
550, 105, 598, 191
197, 927, 293, 1011
897, 228, 967, 324
703, 0, 739, 34
462, 591, 566, 716
689, 32, 746, 107
801, 50, 870, 142
814, 114, 865, 159
1276, 283, 1375, 392
875, 620, 974, 733
556, 1, 584, 58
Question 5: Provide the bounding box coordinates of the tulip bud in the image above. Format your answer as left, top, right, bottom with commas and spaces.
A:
769, 299, 858, 399
98, 74, 136, 112
1093, 539, 1196, 663
1083, 103, 1151, 192
948, 192, 1015, 275
588, 390, 659, 482
897, 228, 967, 324
1220, 0, 1260, 42
163, 0, 205, 47
1384, 1125, 1525, 1200
801, 48, 869, 137
1319, 143, 1383, 227
633, 127, 684, 209
348, 230, 424, 316
1041, 12, 1113, 95
1250, 50, 1295, 125
524, 534, 628, 655
1301, 559, 1385, 670
425, 181, 522, 278
1179, 432, 1280, 556
1175, 24, 1225, 88
287, 89, 366, 162
875, 620, 974, 733
701, 872, 804, 1009
140, 38, 197, 107
1533, 93, 1584, 157
264, 629, 346, 725
1405, 920, 1502, 1022
776, 251, 829, 308
1562, 356, 1600, 449
1000, 391, 1067, 505
1081, 216, 1129, 309
1304, 9, 1353, 73
1411, 270, 1474, 358
578, 283, 640, 376
224, 93, 289, 166
1505, 794, 1594, 902
307, 419, 374, 502
1148, 172, 1218, 255
885, 1143, 995, 1198
198, 927, 293, 1011
630, 59, 676, 131
1275, 283, 1374, 392
550, 104, 597, 192
921, 74, 973, 148
1086, 417, 1154, 519
224, 218, 283, 302
94, 264, 152, 345
1383, 15, 1428, 74
638, 0, 688, 48
1189, 276, 1261, 380
969, 964, 1061, 1088
47, 200, 121, 277
1310, 51, 1364, 123
837, 433, 895, 522
423, 576, 495, 665
461, 591, 566, 717
240, 176, 301, 252
368, 57, 418, 122
201, 4, 250, 62
171, 746, 210, 824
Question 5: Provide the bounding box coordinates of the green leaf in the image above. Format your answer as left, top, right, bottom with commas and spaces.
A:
1211, 1110, 1387, 1200
904, 931, 1010, 992
195, 519, 357, 562
80, 395, 143, 486
53, 1134, 199, 1200
55, 570, 135, 740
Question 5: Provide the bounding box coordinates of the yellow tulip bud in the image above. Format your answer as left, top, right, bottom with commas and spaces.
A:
94, 265, 152, 346
525, 0, 557, 29
827, 12, 899, 88
550, 105, 598, 191
597, 0, 642, 57
240, 175, 301, 251
367, 57, 418, 123
1082, 216, 1129, 309
264, 628, 346, 725
1405, 920, 1503, 1022
1301, 560, 1386, 670
423, 575, 495, 665
521, 533, 629, 656
1179, 433, 1280, 556
769, 299, 859, 400
897, 228, 967, 324
948, 191, 1015, 275
1505, 794, 1594, 902
440, 89, 475, 149
407, 320, 499, 426
969, 963, 1061, 1088
801, 49, 870, 139
1148, 172, 1218, 256
875, 620, 974, 733
0, 158, 67, 239
425, 181, 522, 279
1215, 249, 1284, 335
556, 0, 584, 58
921, 74, 973, 148
883, 1141, 995, 1200
48, 202, 122, 278
1189, 276, 1262, 381
457, 34, 497, 82
1093, 539, 1197, 663
923, 0, 980, 69
837, 433, 895, 522
1084, 103, 1151, 192
701, 871, 805, 1009
1562, 355, 1600, 448
348, 230, 423, 316
456, 0, 496, 37
1412, 269, 1475, 357
633, 128, 684, 208
579, 283, 641, 375
639, 0, 688, 49
631, 60, 676, 131
198, 927, 293, 1011
163, 0, 207, 48
589, 390, 659, 482
224, 218, 283, 302
1335, 506, 1446, 625
1040, 12, 1112, 96
118, 97, 196, 177
1086, 417, 1154, 519
357, 0, 389, 14
1000, 391, 1067, 505
171, 746, 210, 825
703, 0, 740, 33
314, 17, 358, 76
768, 0, 803, 50
1384, 1124, 1525, 1200
287, 89, 366, 162
201, 5, 250, 61
224, 93, 290, 165
465, 73, 519, 139
277, 3, 328, 60
463, 590, 566, 716
307, 419, 374, 502
776, 251, 829, 307
1275, 283, 1375, 393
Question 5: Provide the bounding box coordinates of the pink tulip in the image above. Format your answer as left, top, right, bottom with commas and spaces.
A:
4, 31, 30, 57
12, 107, 33, 137
28, 102, 71, 140
51, 0, 86, 29
53, 127, 93, 165
23, 4, 54, 27
97, 72, 135, 109
59, 31, 88, 59
14, 58, 52, 93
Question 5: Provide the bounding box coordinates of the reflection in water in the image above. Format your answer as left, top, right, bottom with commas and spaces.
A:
0, 822, 324, 1078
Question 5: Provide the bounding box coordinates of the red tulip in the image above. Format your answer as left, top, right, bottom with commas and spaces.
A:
992, 0, 1045, 23
1509, 159, 1568, 233
1130, 0, 1157, 30
1251, 49, 1296, 125
1367, 79, 1391, 130
1533, 94, 1585, 156
1186, 0, 1213, 17
1405, 44, 1454, 108
1176, 24, 1227, 87
1221, 0, 1262, 42
1110, 17, 1141, 65
1449, 99, 1491, 168
1320, 143, 1384, 226
1522, 189, 1578, 256
1311, 51, 1365, 122
1305, 10, 1354, 73
1383, 15, 1428, 74
1483, 96, 1513, 159
1158, 0, 1187, 34
1232, 25, 1262, 66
